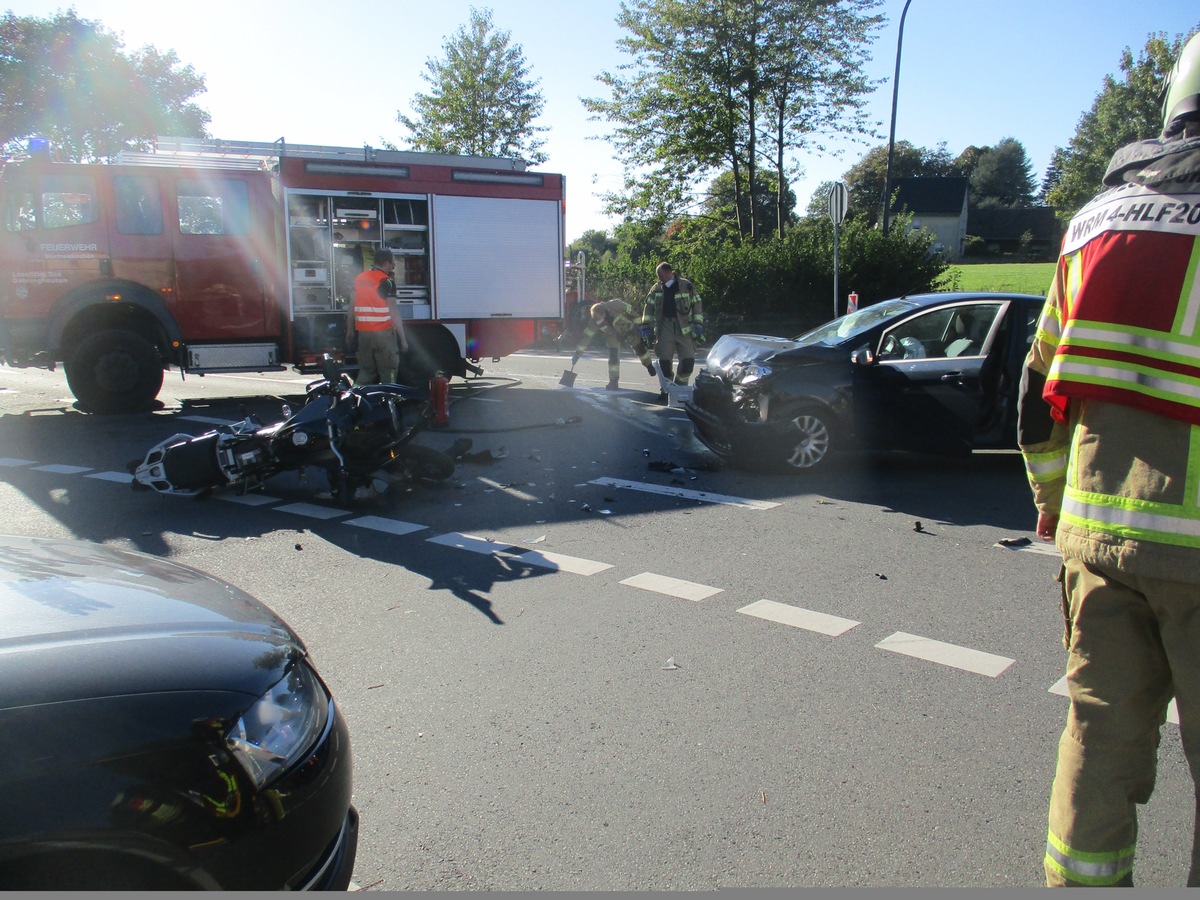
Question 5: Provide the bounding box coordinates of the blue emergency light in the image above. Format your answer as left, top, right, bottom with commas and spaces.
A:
27, 136, 50, 155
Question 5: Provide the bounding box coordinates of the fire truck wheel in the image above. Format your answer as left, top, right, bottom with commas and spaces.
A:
65, 329, 164, 414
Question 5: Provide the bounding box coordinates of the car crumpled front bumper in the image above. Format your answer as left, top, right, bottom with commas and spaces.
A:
684, 370, 788, 463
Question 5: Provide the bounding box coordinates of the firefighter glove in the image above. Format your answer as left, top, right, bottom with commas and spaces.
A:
692, 324, 703, 340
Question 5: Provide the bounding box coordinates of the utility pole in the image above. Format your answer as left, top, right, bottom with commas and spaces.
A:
882, 0, 913, 237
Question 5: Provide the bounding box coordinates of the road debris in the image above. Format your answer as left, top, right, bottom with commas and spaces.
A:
662, 658, 680, 670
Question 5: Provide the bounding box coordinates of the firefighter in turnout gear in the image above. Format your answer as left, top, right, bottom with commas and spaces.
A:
1017, 30, 1200, 888
572, 299, 657, 391
640, 262, 703, 404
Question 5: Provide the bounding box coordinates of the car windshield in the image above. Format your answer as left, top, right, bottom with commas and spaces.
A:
792, 298, 923, 347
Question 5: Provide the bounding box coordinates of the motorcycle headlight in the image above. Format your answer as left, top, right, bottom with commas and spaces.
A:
730, 362, 772, 386
225, 663, 329, 789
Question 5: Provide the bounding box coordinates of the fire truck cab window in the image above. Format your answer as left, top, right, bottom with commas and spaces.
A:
4, 184, 37, 232
177, 178, 250, 236
114, 175, 163, 235
39, 175, 98, 230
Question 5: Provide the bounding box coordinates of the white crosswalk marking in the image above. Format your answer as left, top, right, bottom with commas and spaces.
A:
215, 493, 282, 506
32, 464, 92, 475
508, 549, 612, 575
0, 458, 35, 467
738, 599, 860, 636
86, 471, 134, 483
591, 476, 780, 509
345, 516, 427, 536
274, 502, 351, 520
620, 572, 723, 601
427, 532, 514, 554
876, 632, 1015, 678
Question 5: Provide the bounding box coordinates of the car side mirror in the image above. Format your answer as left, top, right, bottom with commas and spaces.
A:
851, 347, 875, 366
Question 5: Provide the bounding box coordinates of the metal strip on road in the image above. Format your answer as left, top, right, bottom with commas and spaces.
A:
876, 631, 1016, 678
620, 572, 723, 601
508, 549, 613, 575
1049, 676, 1180, 725
738, 599, 860, 636
345, 515, 428, 537
590, 477, 780, 510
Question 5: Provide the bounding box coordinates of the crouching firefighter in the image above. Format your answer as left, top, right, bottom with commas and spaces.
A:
641, 262, 703, 404
572, 299, 657, 391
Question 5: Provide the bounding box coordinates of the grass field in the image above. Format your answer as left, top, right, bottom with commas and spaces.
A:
937, 262, 1056, 295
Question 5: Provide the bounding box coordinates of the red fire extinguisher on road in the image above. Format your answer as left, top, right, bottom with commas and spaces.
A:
430, 373, 450, 426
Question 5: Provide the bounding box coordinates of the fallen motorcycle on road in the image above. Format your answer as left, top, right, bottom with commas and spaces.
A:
129, 356, 454, 503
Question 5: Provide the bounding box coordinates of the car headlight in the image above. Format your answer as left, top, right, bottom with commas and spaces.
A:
226, 663, 330, 789
730, 362, 772, 385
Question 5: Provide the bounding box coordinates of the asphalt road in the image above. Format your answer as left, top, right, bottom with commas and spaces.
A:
0, 350, 1192, 889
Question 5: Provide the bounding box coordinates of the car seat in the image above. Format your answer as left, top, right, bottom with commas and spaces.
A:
945, 312, 981, 358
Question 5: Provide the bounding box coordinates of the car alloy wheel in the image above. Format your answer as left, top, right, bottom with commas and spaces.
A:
783, 408, 833, 470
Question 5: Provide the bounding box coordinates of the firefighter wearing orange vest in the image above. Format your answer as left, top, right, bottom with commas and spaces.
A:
1017, 32, 1200, 887
346, 247, 409, 385
571, 299, 657, 390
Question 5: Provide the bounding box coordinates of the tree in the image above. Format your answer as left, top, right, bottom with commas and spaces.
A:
969, 137, 1036, 208
0, 10, 209, 162
584, 0, 882, 242
397, 7, 547, 165
1045, 29, 1196, 220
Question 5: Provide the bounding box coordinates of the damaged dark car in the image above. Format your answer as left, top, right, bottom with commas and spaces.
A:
684, 292, 1045, 472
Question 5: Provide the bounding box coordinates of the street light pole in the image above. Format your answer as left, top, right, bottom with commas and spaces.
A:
882, 0, 913, 237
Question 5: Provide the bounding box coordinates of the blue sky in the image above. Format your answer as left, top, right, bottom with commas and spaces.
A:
6, 1, 1199, 239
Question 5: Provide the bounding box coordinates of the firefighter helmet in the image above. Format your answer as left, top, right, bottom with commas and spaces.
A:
1162, 31, 1200, 132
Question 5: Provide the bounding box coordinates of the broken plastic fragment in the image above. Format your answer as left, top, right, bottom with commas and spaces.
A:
528, 535, 547, 544
662, 658, 680, 670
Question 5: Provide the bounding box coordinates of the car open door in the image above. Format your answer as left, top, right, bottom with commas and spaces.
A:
854, 301, 1008, 454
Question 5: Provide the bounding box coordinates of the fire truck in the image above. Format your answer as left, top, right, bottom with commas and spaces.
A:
0, 137, 566, 412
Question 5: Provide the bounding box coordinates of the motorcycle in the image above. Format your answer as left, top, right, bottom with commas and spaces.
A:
129, 356, 455, 503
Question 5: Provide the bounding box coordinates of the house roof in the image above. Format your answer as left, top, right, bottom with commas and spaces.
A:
968, 206, 1063, 243
889, 177, 968, 216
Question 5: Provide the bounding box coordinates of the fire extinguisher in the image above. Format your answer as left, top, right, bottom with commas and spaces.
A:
430, 373, 450, 426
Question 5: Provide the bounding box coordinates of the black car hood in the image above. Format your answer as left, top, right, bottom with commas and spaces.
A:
0, 535, 300, 707
704, 333, 844, 375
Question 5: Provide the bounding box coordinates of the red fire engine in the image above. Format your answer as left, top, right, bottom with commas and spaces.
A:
0, 137, 566, 412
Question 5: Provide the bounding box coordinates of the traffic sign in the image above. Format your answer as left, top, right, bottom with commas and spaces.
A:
827, 182, 849, 225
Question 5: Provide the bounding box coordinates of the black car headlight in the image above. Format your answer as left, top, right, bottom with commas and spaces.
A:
730, 362, 772, 386
226, 663, 330, 789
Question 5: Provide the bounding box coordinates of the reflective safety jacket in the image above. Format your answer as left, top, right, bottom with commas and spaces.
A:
642, 277, 703, 330
1018, 141, 1200, 580
575, 299, 639, 351
353, 268, 396, 332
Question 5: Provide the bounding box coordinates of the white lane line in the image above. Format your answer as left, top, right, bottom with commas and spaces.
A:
0, 457, 37, 467
427, 532, 516, 554
345, 516, 428, 536
179, 415, 239, 426
994, 538, 1061, 557
620, 572, 723, 601
738, 599, 860, 636
86, 471, 133, 483
215, 492, 283, 506
590, 477, 780, 510
876, 631, 1015, 678
1049, 676, 1180, 725
508, 549, 612, 575
274, 502, 351, 520
32, 463, 92, 475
